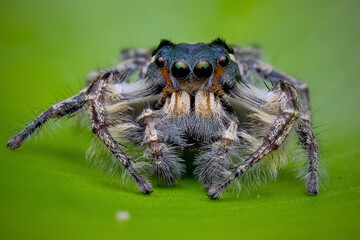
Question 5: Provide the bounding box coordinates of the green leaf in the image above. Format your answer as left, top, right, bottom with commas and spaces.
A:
1, 0, 359, 239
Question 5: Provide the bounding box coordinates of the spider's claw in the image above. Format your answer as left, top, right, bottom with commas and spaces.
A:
7, 135, 23, 149
207, 183, 227, 200
306, 175, 319, 196
135, 176, 153, 194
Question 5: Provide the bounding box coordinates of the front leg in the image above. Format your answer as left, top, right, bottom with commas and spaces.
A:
244, 59, 320, 195
242, 59, 319, 195
208, 81, 299, 199
86, 72, 152, 194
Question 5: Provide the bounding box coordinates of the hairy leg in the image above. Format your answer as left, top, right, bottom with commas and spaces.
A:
7, 54, 149, 149
86, 72, 152, 194
240, 59, 310, 113
194, 121, 238, 188
120, 48, 153, 79
7, 91, 86, 149
297, 120, 319, 195
7, 61, 154, 194
230, 45, 262, 60
208, 81, 299, 199
138, 109, 184, 185
120, 48, 152, 61
241, 59, 319, 195
88, 57, 150, 84
88, 47, 153, 83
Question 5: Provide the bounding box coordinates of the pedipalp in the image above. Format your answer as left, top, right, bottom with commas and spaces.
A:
138, 108, 185, 185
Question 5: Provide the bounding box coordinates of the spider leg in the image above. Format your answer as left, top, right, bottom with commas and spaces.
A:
297, 119, 319, 195
194, 121, 238, 188
86, 72, 152, 194
88, 47, 153, 83
138, 109, 184, 185
88, 57, 150, 84
7, 55, 150, 149
240, 59, 311, 114
208, 81, 299, 199
7, 91, 86, 149
120, 48, 153, 79
230, 45, 262, 60
120, 48, 152, 61
239, 59, 319, 195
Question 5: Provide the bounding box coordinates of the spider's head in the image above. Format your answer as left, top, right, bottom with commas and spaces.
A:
147, 38, 241, 95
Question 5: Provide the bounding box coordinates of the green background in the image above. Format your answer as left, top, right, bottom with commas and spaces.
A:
1, 0, 359, 239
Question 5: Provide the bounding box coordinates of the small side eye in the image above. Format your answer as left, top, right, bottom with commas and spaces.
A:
155, 56, 165, 68
218, 56, 229, 68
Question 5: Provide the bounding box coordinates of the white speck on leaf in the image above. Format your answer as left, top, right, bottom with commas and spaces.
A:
116, 211, 130, 222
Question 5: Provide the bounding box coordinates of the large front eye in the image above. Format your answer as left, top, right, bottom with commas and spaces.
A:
171, 61, 190, 80
194, 61, 213, 79
155, 56, 165, 68
218, 56, 229, 67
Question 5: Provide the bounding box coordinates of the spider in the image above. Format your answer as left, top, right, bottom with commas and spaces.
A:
7, 39, 319, 199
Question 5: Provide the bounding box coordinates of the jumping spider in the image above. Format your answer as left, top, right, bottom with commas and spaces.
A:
7, 39, 319, 199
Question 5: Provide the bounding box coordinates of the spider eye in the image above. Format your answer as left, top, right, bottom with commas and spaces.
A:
218, 56, 229, 68
155, 56, 165, 68
171, 61, 190, 80
194, 61, 213, 79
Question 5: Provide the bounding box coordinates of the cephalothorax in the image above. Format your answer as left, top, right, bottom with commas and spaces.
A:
7, 39, 319, 199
